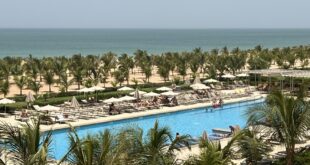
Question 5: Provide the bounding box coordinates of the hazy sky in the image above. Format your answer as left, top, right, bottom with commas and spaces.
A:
0, 0, 309, 29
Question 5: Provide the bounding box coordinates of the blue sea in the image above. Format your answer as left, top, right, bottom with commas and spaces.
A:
0, 28, 310, 57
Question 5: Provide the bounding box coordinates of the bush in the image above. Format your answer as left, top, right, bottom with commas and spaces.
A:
4, 83, 189, 111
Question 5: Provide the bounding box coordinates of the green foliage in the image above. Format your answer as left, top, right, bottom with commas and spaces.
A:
172, 76, 181, 85
14, 75, 28, 95
0, 80, 9, 97
0, 118, 52, 165
237, 128, 272, 164
247, 89, 310, 164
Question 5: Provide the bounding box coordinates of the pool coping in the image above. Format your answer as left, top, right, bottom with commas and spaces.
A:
40, 93, 266, 132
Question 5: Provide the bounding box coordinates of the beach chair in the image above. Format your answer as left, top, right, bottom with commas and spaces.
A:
55, 114, 74, 123
33, 105, 41, 111
0, 113, 10, 118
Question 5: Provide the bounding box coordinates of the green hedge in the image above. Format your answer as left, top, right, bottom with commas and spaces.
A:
2, 83, 191, 111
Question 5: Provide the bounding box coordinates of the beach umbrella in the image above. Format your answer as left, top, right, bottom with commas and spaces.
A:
156, 87, 172, 91
119, 95, 136, 101
193, 76, 201, 84
131, 88, 146, 99
70, 96, 80, 108
0, 98, 16, 113
117, 86, 134, 91
184, 79, 191, 85
222, 74, 236, 79
129, 90, 147, 96
190, 83, 210, 90
143, 92, 160, 97
89, 86, 105, 91
89, 86, 105, 101
202, 131, 208, 141
103, 97, 121, 103
77, 87, 95, 93
222, 74, 235, 85
161, 91, 179, 96
39, 104, 60, 112
25, 91, 35, 103
236, 73, 249, 77
203, 78, 219, 83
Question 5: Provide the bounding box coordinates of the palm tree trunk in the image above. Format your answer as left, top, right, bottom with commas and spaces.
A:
20, 89, 22, 95
286, 147, 295, 165
49, 84, 51, 93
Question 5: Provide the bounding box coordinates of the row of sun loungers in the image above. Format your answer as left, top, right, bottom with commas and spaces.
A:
12, 86, 256, 124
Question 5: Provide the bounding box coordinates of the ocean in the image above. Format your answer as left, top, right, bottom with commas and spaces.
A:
0, 28, 309, 57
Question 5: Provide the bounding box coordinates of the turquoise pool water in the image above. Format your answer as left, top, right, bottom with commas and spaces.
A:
50, 99, 264, 159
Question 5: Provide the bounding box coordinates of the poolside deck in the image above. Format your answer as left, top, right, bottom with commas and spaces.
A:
0, 91, 265, 132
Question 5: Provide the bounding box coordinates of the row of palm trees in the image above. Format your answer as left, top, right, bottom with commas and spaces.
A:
0, 45, 310, 97
1, 88, 310, 164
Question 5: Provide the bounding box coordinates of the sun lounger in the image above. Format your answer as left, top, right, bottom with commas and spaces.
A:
33, 105, 41, 111
0, 113, 10, 118
55, 114, 73, 123
81, 99, 88, 104
212, 128, 231, 134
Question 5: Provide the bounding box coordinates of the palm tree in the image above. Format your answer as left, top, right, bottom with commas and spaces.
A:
60, 128, 125, 165
189, 49, 201, 77
101, 52, 117, 75
124, 121, 191, 165
69, 54, 85, 90
237, 128, 271, 164
113, 70, 125, 87
0, 60, 11, 81
0, 80, 9, 97
176, 52, 188, 80
43, 71, 55, 93
59, 72, 72, 93
33, 58, 45, 82
118, 54, 131, 85
28, 80, 41, 95
246, 90, 310, 165
53, 56, 68, 85
0, 118, 52, 165
184, 133, 241, 165
71, 68, 84, 90
156, 55, 170, 81
14, 76, 27, 95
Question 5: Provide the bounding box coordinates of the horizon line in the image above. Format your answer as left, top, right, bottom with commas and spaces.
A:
1, 27, 310, 30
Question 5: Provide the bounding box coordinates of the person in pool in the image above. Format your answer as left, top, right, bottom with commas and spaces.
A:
219, 98, 224, 106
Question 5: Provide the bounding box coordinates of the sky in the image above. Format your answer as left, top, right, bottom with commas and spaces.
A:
0, 0, 309, 29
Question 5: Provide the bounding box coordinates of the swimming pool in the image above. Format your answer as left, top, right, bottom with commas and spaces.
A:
50, 98, 264, 159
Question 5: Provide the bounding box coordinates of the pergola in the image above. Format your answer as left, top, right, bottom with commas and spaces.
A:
248, 69, 310, 92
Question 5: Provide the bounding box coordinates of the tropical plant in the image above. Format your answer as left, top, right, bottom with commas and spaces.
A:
0, 80, 9, 97
236, 128, 272, 164
60, 128, 124, 165
0, 118, 52, 165
28, 80, 41, 95
0, 60, 11, 81
59, 72, 72, 93
246, 90, 310, 165
184, 136, 239, 165
113, 70, 126, 87
123, 121, 191, 165
43, 71, 55, 93
176, 52, 188, 80
14, 75, 28, 95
